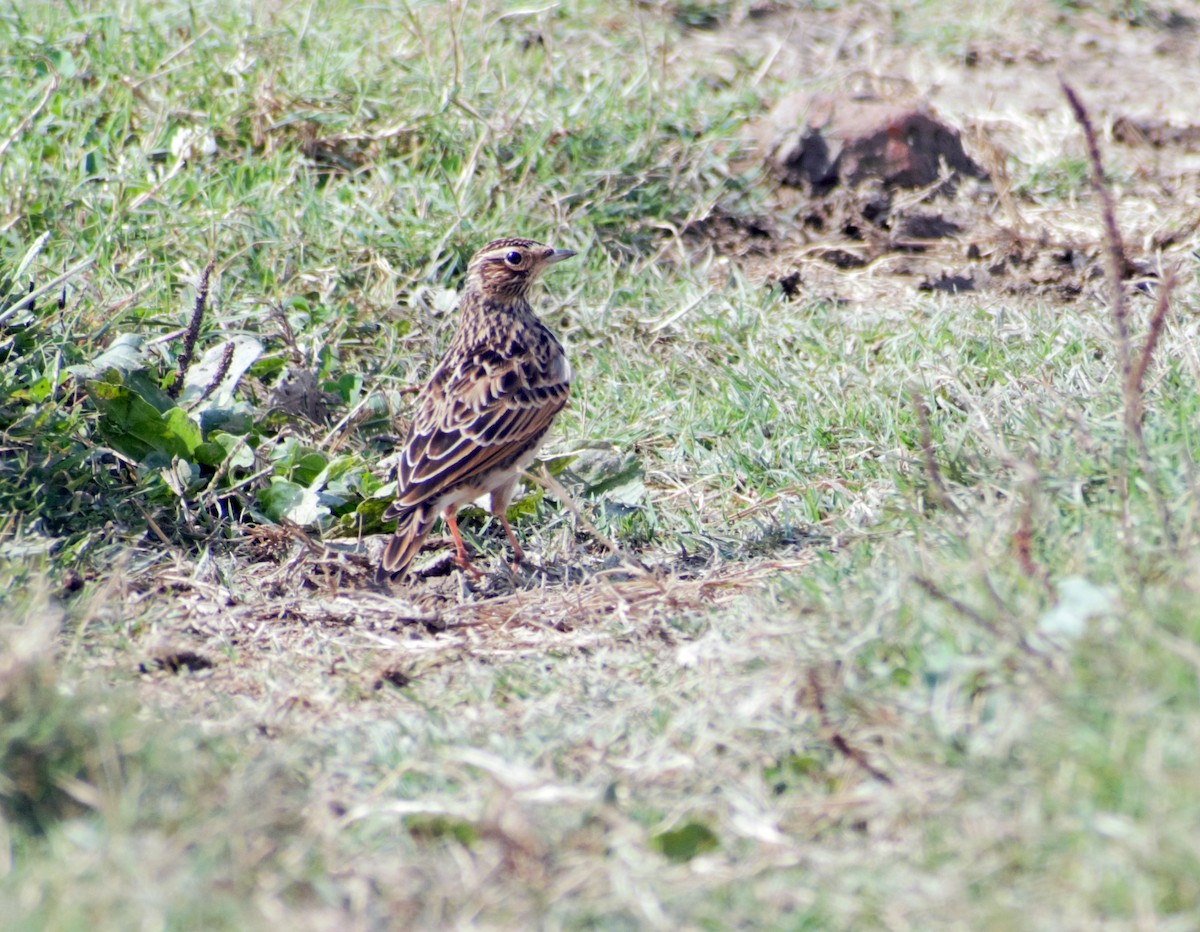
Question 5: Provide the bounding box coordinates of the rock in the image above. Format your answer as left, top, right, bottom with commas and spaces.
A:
760, 93, 987, 192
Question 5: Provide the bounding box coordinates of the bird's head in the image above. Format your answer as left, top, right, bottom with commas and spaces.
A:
466, 237, 575, 300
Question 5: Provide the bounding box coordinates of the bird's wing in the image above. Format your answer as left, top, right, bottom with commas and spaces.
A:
388, 347, 569, 512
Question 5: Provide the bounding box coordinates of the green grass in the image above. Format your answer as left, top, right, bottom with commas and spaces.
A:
3, 0, 1200, 928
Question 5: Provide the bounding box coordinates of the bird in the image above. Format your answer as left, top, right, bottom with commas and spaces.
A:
378, 237, 575, 581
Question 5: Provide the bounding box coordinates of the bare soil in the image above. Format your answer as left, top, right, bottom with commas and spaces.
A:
678, 2, 1200, 304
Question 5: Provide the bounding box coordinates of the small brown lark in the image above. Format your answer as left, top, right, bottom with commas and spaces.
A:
378, 237, 575, 581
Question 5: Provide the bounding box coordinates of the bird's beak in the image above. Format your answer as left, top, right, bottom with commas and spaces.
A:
542, 248, 576, 265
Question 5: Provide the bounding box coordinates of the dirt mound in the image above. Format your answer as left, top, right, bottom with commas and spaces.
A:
677, 4, 1200, 303
761, 94, 986, 193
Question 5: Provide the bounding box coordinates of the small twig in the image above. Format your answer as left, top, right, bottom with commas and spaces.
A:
169, 261, 214, 399
1062, 81, 1178, 548
198, 434, 250, 506
1011, 457, 1056, 600
127, 154, 187, 211
1126, 269, 1179, 546
806, 670, 893, 785
320, 386, 392, 454
145, 325, 190, 347
130, 499, 173, 548
728, 493, 782, 523
277, 518, 327, 557
1012, 492, 1038, 578
910, 386, 961, 515
913, 574, 992, 630
915, 574, 1050, 665
269, 304, 301, 357
1126, 266, 1176, 429
1061, 80, 1131, 387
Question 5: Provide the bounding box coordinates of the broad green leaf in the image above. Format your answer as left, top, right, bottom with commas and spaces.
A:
28, 377, 54, 403
159, 407, 204, 457
324, 372, 362, 405
193, 442, 227, 468
267, 436, 300, 464
258, 479, 328, 526
50, 50, 76, 78
211, 432, 255, 469
537, 451, 578, 476
651, 821, 719, 863
66, 333, 147, 381
266, 439, 332, 485
506, 486, 544, 519
199, 404, 257, 436
125, 369, 176, 413
339, 496, 391, 535
371, 480, 398, 501
291, 451, 329, 487
88, 382, 202, 463
325, 461, 382, 502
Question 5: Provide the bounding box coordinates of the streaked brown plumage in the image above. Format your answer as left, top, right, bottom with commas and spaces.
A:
378, 237, 575, 581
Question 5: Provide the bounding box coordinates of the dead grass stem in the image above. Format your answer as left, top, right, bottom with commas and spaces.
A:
1061, 80, 1178, 547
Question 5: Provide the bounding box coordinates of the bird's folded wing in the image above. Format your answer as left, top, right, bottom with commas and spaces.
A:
392, 365, 568, 509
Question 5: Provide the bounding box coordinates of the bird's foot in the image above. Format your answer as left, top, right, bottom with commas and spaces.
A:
445, 510, 486, 579
453, 552, 487, 580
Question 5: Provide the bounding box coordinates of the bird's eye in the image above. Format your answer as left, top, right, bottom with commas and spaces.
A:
504, 250, 523, 267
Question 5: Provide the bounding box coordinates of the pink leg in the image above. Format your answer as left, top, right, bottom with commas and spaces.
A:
445, 508, 485, 579
498, 514, 525, 566
489, 479, 525, 569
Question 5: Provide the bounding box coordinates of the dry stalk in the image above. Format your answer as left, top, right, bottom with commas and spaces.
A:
1012, 491, 1039, 579
1127, 268, 1179, 545
910, 386, 961, 515
1127, 266, 1176, 430
914, 574, 991, 631
1060, 80, 1131, 386
914, 574, 1050, 667
169, 260, 215, 399
1061, 81, 1178, 547
806, 669, 893, 786
130, 499, 173, 548
1012, 456, 1056, 600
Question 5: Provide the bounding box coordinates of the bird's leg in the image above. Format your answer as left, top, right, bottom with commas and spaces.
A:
444, 508, 485, 579
498, 513, 525, 567
488, 480, 525, 572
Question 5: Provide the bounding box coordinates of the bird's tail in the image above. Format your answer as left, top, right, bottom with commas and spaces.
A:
377, 502, 438, 582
